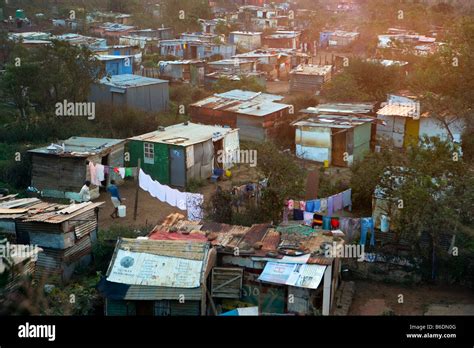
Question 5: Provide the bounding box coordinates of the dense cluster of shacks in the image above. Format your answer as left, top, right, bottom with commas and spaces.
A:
0, 0, 466, 316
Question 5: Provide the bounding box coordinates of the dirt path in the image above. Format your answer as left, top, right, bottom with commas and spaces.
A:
96, 164, 261, 230
349, 280, 474, 315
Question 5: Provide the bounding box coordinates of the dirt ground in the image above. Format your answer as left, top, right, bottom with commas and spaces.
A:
97, 164, 261, 230
349, 280, 474, 315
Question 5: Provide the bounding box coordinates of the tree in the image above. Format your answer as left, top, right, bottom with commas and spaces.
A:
256, 142, 306, 209
1, 41, 103, 118
322, 59, 401, 102
160, 0, 212, 33
322, 74, 372, 102
352, 136, 473, 280
408, 17, 474, 139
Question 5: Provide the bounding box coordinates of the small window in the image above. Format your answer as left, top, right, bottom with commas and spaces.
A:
144, 143, 154, 164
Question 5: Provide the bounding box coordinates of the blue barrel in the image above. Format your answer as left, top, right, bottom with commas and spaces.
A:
322, 215, 331, 230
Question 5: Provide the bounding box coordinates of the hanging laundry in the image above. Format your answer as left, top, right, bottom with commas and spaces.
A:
293, 201, 300, 210
313, 199, 321, 212
360, 217, 375, 246
139, 169, 152, 192
176, 190, 187, 211
320, 198, 327, 212
88, 162, 100, 186
119, 168, 126, 179
312, 213, 323, 228
342, 189, 352, 208
327, 196, 334, 216
303, 211, 313, 226
333, 193, 343, 212
148, 178, 166, 202
322, 215, 331, 230
339, 217, 350, 238
330, 217, 340, 230
348, 218, 361, 242
125, 168, 133, 177
299, 201, 306, 212
293, 208, 304, 221
165, 186, 178, 207
104, 166, 110, 175
380, 215, 390, 233
186, 192, 204, 221
305, 200, 314, 213
287, 199, 294, 210
95, 164, 105, 184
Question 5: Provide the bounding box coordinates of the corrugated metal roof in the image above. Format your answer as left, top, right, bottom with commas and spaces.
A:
231, 31, 262, 35
28, 136, 125, 156
264, 31, 301, 39
150, 214, 338, 265
129, 122, 238, 147
99, 74, 168, 88
21, 202, 104, 224
1, 198, 102, 224
290, 64, 332, 76
214, 90, 283, 102
302, 103, 375, 115
293, 115, 374, 129
0, 199, 68, 220
96, 54, 133, 61
114, 238, 208, 261
191, 90, 289, 117
105, 238, 209, 288
208, 58, 254, 65
377, 103, 424, 118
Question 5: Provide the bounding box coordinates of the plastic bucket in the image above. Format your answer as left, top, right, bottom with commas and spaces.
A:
118, 205, 126, 218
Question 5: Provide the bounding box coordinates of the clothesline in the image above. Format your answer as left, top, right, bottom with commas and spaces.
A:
138, 169, 204, 221
287, 188, 352, 216
87, 162, 137, 186
287, 188, 377, 247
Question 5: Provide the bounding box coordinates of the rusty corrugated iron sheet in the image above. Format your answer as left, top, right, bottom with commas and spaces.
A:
22, 202, 104, 223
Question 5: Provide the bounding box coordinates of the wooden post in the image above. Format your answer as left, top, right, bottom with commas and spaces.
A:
133, 158, 141, 221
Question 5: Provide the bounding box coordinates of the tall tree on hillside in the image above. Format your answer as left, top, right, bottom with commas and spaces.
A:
1, 41, 103, 119
408, 17, 474, 141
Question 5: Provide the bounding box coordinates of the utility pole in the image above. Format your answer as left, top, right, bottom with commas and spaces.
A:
133, 158, 141, 220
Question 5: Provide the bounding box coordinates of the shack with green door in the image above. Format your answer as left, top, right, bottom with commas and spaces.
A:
128, 122, 239, 187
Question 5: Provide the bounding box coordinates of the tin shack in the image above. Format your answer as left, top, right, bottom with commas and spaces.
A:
289, 64, 332, 94
89, 74, 169, 113
128, 122, 240, 187
28, 137, 126, 201
98, 236, 216, 316
293, 113, 374, 167
190, 90, 292, 142
0, 197, 103, 282
148, 214, 344, 316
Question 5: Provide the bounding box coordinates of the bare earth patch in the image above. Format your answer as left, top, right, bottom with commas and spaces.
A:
349, 280, 474, 315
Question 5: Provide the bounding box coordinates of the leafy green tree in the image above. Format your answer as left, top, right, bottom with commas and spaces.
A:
408, 17, 474, 139
352, 136, 473, 280
1, 41, 103, 118
322, 59, 401, 102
